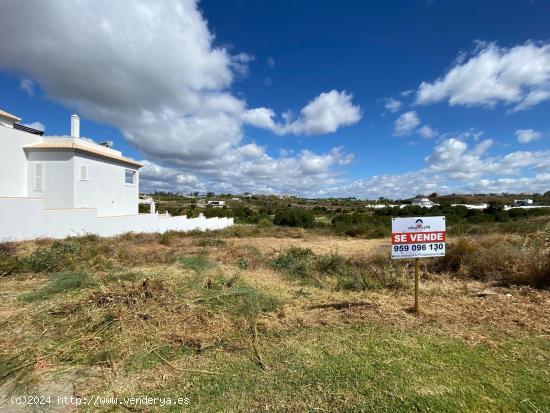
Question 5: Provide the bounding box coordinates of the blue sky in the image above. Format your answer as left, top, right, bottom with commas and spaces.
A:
0, 0, 549, 197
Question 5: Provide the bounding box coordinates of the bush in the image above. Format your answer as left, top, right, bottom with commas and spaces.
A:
274, 208, 315, 228
331, 213, 390, 238
271, 247, 315, 279
430, 235, 550, 288
256, 218, 274, 228
26, 240, 79, 273
0, 254, 22, 276
315, 252, 346, 275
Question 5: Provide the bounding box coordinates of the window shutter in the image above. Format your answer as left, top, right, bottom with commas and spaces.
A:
80, 165, 88, 181
34, 163, 43, 191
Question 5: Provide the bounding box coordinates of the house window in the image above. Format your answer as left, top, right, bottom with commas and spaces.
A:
125, 169, 136, 185
79, 165, 88, 182
34, 163, 43, 191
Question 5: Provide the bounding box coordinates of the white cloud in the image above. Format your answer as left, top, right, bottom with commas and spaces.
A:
231, 52, 254, 77
415, 41, 550, 111
241, 108, 277, 130
267, 57, 275, 68
140, 145, 353, 195
20, 78, 35, 96
22, 121, 45, 131
280, 90, 362, 135
417, 125, 437, 139
515, 129, 542, 143
140, 160, 203, 192
242, 90, 362, 136
393, 111, 420, 135
331, 138, 550, 198
384, 97, 402, 112
0, 0, 360, 195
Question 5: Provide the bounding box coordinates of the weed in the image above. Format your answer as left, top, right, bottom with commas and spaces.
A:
315, 252, 346, 275
179, 255, 217, 273
256, 218, 274, 228
159, 231, 177, 246
236, 257, 250, 270
224, 245, 265, 270
194, 237, 226, 247
104, 271, 144, 283
271, 247, 315, 279
19, 271, 98, 302
25, 240, 79, 273
430, 234, 550, 288
0, 254, 22, 276
336, 273, 377, 291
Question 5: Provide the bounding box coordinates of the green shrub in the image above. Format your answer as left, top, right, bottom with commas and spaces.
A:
274, 208, 315, 228
256, 218, 274, 228
26, 240, 79, 273
271, 247, 315, 278
331, 213, 390, 238
236, 257, 250, 270
315, 252, 346, 275
0, 254, 23, 275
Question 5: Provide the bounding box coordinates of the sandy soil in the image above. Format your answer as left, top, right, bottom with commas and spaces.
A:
226, 235, 389, 256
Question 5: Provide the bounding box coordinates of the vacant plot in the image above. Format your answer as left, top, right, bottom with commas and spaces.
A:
0, 229, 549, 412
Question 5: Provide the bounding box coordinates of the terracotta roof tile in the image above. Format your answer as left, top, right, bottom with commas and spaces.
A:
0, 109, 21, 122
24, 142, 143, 168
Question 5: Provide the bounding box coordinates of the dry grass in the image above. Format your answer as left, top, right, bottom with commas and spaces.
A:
1, 229, 549, 411
225, 235, 388, 257
432, 233, 550, 287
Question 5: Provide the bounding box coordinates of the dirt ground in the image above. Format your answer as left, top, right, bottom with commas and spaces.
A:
226, 235, 389, 256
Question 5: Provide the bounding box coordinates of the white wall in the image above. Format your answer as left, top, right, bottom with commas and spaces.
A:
0, 198, 233, 241
74, 153, 139, 217
27, 151, 75, 209
23, 149, 139, 216
0, 125, 43, 196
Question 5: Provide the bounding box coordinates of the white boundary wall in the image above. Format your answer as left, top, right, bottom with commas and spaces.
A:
0, 198, 233, 242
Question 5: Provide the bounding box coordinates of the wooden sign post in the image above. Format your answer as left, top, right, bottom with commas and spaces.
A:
391, 216, 446, 314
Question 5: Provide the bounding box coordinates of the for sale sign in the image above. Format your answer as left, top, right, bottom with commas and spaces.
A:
391, 216, 446, 259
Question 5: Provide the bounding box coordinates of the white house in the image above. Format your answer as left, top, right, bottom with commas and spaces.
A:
411, 197, 437, 208
0, 109, 233, 241
207, 200, 225, 208
512, 199, 533, 206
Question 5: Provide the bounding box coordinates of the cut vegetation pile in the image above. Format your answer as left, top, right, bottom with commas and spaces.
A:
0, 229, 549, 412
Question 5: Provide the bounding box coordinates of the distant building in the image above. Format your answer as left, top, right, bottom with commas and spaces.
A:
411, 197, 437, 208
207, 200, 225, 208
512, 199, 533, 206
451, 203, 488, 210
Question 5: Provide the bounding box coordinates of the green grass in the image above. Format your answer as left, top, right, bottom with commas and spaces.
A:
179, 255, 217, 273
18, 271, 98, 302
118, 324, 549, 413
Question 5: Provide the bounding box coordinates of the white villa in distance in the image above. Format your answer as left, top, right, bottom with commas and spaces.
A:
0, 108, 233, 241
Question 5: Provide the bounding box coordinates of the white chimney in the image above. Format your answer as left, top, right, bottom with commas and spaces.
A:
71, 114, 80, 138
